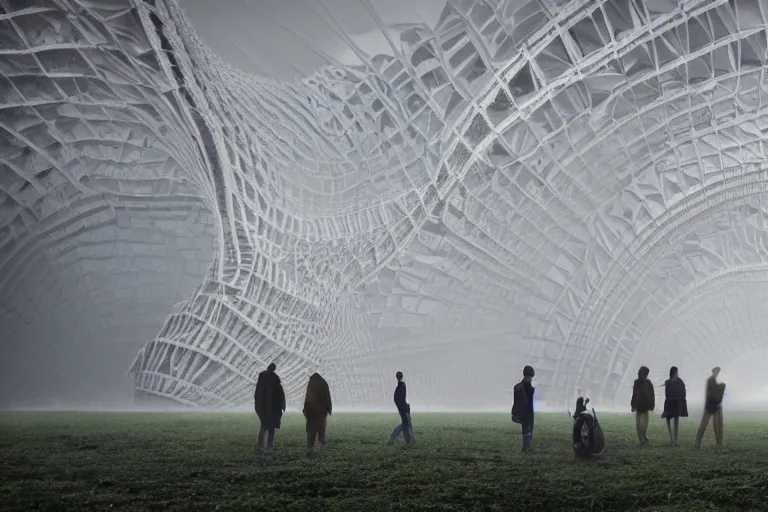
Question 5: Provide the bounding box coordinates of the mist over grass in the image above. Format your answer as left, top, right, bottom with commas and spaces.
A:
4, 398, 768, 415
2, 411, 768, 511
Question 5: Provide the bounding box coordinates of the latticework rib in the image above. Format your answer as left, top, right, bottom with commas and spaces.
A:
3, 0, 768, 409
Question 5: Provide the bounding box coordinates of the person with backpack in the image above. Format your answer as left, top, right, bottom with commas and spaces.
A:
303, 372, 332, 453
388, 371, 415, 444
254, 363, 286, 453
694, 367, 726, 450
511, 365, 535, 452
630, 366, 655, 445
661, 366, 688, 444
571, 396, 605, 459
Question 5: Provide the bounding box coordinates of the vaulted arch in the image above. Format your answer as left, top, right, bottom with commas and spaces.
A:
2, 0, 768, 409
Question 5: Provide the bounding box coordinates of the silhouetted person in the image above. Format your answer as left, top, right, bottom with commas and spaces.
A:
694, 367, 726, 450
631, 366, 654, 445
303, 372, 332, 452
254, 363, 285, 453
662, 366, 688, 444
511, 365, 535, 452
388, 371, 415, 444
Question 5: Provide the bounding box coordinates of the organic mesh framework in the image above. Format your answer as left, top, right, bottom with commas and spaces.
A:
3, 0, 768, 410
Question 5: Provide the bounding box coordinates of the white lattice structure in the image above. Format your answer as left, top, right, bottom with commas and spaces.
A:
2, 0, 768, 410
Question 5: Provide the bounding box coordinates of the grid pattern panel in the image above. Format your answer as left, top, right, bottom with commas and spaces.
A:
4, 0, 768, 409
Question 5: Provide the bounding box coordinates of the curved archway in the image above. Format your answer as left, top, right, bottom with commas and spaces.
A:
614, 266, 768, 405
4, 0, 768, 409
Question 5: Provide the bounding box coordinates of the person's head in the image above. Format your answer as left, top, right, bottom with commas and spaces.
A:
669, 366, 678, 379
523, 365, 535, 383
711, 366, 721, 379
396, 371, 403, 382
267, 363, 276, 372
638, 366, 650, 380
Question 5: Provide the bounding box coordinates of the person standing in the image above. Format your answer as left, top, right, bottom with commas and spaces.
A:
254, 362, 286, 453
630, 366, 655, 445
303, 372, 332, 452
511, 365, 535, 452
388, 371, 415, 445
662, 366, 688, 444
694, 367, 726, 450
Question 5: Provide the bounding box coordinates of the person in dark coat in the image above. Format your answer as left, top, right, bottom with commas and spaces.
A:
387, 371, 415, 444
511, 365, 535, 452
303, 372, 332, 452
254, 362, 285, 452
630, 366, 655, 445
694, 367, 726, 450
661, 366, 688, 444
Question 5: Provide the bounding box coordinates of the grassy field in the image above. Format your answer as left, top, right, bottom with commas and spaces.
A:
1, 411, 768, 511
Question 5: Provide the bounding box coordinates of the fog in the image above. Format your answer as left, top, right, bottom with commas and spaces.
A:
2, 0, 768, 413
1, 334, 147, 411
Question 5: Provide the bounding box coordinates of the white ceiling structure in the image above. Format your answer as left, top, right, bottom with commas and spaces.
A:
2, 0, 768, 410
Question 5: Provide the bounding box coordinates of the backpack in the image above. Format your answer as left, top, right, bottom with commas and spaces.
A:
571, 397, 605, 460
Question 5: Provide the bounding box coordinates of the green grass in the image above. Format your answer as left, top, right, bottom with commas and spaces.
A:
1, 411, 768, 511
